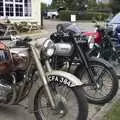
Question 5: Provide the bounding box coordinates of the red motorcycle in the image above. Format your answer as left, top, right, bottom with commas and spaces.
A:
82, 25, 103, 45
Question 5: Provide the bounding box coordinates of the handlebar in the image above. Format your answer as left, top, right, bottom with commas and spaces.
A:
0, 36, 32, 48
15, 36, 32, 47
0, 36, 12, 41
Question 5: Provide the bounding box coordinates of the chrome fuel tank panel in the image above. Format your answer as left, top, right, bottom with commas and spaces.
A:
55, 43, 74, 56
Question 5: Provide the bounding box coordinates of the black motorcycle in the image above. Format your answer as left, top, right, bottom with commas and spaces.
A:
50, 23, 119, 105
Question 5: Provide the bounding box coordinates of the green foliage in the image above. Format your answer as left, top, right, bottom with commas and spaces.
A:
110, 0, 120, 14
88, 0, 97, 10
104, 101, 120, 120
59, 10, 110, 21
79, 12, 109, 21
59, 10, 78, 21
50, 0, 87, 11
41, 2, 48, 11
88, 0, 111, 13
50, 0, 65, 9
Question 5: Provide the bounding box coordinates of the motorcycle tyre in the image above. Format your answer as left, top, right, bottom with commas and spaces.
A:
34, 82, 88, 120
75, 60, 118, 105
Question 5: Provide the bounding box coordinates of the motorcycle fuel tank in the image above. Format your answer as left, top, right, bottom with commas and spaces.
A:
10, 48, 29, 70
55, 43, 74, 56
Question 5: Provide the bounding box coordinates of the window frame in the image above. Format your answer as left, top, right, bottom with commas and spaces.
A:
5, 3, 14, 16
0, 0, 32, 19
0, 1, 4, 16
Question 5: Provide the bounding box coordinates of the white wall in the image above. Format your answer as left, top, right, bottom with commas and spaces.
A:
31, 0, 41, 25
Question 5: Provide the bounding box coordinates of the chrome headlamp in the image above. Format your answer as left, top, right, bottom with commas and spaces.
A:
42, 39, 55, 57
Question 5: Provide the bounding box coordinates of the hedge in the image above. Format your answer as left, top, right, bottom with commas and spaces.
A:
59, 10, 110, 21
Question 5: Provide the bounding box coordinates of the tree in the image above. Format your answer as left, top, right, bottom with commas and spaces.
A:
110, 0, 120, 14
50, 0, 88, 11
41, 2, 48, 11
64, 0, 88, 11
50, 0, 65, 9
88, 0, 97, 9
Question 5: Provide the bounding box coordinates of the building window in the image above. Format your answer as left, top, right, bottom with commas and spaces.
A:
0, 0, 32, 18
0, 0, 3, 16
5, 4, 14, 16
5, 0, 13, 2
15, 0, 22, 2
15, 4, 23, 16
24, 0, 31, 16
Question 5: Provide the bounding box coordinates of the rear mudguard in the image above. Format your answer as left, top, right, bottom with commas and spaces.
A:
74, 57, 116, 76
27, 70, 83, 112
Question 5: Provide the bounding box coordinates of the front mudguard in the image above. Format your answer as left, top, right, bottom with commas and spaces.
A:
46, 70, 83, 87
74, 57, 116, 76
27, 70, 83, 113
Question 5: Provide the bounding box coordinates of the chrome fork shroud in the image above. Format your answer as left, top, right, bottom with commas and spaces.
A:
30, 46, 56, 109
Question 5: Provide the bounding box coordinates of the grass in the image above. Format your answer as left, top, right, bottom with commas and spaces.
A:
104, 101, 120, 120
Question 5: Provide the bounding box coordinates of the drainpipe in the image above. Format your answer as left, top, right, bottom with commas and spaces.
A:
41, 10, 44, 29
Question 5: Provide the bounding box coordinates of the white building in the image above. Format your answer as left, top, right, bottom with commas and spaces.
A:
0, 0, 41, 25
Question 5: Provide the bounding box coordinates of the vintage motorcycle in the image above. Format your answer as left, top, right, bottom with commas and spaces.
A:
0, 37, 88, 120
83, 24, 120, 64
50, 23, 119, 104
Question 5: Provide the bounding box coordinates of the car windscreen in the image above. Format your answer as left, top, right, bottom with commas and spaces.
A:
109, 13, 120, 24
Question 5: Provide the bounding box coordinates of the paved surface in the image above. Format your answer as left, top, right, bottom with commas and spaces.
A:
43, 19, 102, 36
0, 19, 119, 120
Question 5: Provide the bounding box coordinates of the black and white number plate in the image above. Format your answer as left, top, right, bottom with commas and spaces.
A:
48, 75, 72, 87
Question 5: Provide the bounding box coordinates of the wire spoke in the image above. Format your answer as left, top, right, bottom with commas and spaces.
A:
36, 82, 78, 120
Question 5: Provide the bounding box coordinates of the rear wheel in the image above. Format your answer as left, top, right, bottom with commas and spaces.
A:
75, 60, 118, 104
34, 82, 88, 120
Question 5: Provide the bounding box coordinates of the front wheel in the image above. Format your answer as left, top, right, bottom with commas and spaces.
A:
34, 82, 88, 120
75, 59, 119, 104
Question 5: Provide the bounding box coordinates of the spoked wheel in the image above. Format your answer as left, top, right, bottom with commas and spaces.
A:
76, 60, 118, 104
34, 82, 88, 120
116, 50, 120, 64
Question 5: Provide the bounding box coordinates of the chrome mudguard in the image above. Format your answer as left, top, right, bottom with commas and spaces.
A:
27, 70, 83, 112
46, 70, 83, 87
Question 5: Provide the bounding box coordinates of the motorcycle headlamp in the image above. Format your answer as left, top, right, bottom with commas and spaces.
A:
42, 39, 55, 57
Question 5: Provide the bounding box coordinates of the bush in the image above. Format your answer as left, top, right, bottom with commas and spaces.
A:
59, 10, 110, 21
59, 10, 79, 21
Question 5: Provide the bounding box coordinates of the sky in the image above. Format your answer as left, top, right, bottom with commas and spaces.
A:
42, 0, 52, 5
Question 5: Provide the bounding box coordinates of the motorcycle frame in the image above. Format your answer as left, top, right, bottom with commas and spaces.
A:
10, 42, 83, 111
54, 34, 97, 84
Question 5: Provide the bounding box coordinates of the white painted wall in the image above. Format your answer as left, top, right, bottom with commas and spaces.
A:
31, 0, 41, 25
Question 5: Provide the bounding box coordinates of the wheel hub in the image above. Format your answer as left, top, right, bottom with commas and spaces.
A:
54, 94, 68, 118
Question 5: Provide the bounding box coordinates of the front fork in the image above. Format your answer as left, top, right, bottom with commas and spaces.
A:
31, 46, 56, 109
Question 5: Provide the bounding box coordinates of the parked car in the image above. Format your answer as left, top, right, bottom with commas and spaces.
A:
45, 9, 59, 19
106, 12, 120, 31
